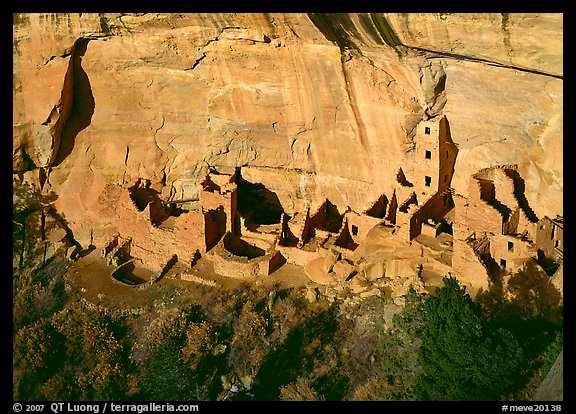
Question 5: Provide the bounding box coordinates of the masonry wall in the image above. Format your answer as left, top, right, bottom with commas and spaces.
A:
210, 250, 260, 279
258, 250, 286, 276
412, 118, 441, 199
492, 168, 517, 211
208, 241, 283, 280
503, 207, 520, 235
200, 187, 237, 234
536, 217, 563, 261
437, 117, 458, 195
118, 189, 205, 271
408, 191, 454, 240
285, 211, 313, 246
385, 190, 398, 225
452, 239, 490, 297
395, 209, 412, 242
173, 211, 205, 257
490, 234, 534, 274
452, 193, 473, 241
421, 221, 437, 237
517, 209, 538, 241
203, 208, 227, 252
465, 200, 503, 236
343, 211, 381, 244
465, 178, 504, 235
409, 115, 457, 200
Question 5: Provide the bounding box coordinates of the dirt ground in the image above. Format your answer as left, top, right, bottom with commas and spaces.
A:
66, 249, 310, 311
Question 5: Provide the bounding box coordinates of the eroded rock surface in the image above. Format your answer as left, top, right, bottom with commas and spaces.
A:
13, 13, 562, 298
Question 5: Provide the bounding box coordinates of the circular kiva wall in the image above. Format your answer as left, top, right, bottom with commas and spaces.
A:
111, 258, 154, 286
208, 232, 286, 279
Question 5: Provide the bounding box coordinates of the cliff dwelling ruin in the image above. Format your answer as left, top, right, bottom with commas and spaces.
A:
13, 13, 562, 303
49, 114, 562, 300
12, 12, 563, 403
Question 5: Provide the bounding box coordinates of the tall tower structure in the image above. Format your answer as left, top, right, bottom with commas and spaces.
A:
412, 115, 458, 202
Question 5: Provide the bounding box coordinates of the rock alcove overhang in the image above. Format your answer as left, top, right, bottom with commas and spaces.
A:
13, 13, 562, 251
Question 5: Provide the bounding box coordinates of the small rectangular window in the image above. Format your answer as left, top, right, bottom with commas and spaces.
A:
352, 225, 358, 236
425, 176, 431, 187
424, 127, 431, 135
508, 241, 514, 251
500, 259, 507, 268
425, 150, 432, 159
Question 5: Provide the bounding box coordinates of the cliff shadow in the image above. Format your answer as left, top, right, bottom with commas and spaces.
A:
365, 194, 388, 219
476, 259, 563, 325
504, 168, 539, 223
53, 38, 95, 167
310, 199, 343, 233
251, 303, 343, 400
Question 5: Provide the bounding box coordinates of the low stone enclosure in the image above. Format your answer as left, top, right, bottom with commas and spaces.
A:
106, 237, 178, 289
86, 115, 561, 300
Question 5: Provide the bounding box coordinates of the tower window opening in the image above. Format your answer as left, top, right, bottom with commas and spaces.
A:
425, 176, 431, 187
351, 225, 359, 236
508, 241, 514, 251
425, 150, 432, 159
500, 258, 507, 268
424, 127, 431, 135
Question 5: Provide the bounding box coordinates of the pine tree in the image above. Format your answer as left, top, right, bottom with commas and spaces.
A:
414, 277, 523, 400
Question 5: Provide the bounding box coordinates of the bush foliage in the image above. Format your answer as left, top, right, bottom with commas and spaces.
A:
14, 266, 561, 401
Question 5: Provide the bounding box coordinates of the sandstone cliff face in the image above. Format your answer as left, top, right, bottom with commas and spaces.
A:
13, 13, 562, 249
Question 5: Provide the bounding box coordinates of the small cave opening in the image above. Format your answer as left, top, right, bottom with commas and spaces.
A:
236, 171, 284, 228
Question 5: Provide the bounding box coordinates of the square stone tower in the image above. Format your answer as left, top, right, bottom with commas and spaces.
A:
412, 115, 458, 202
